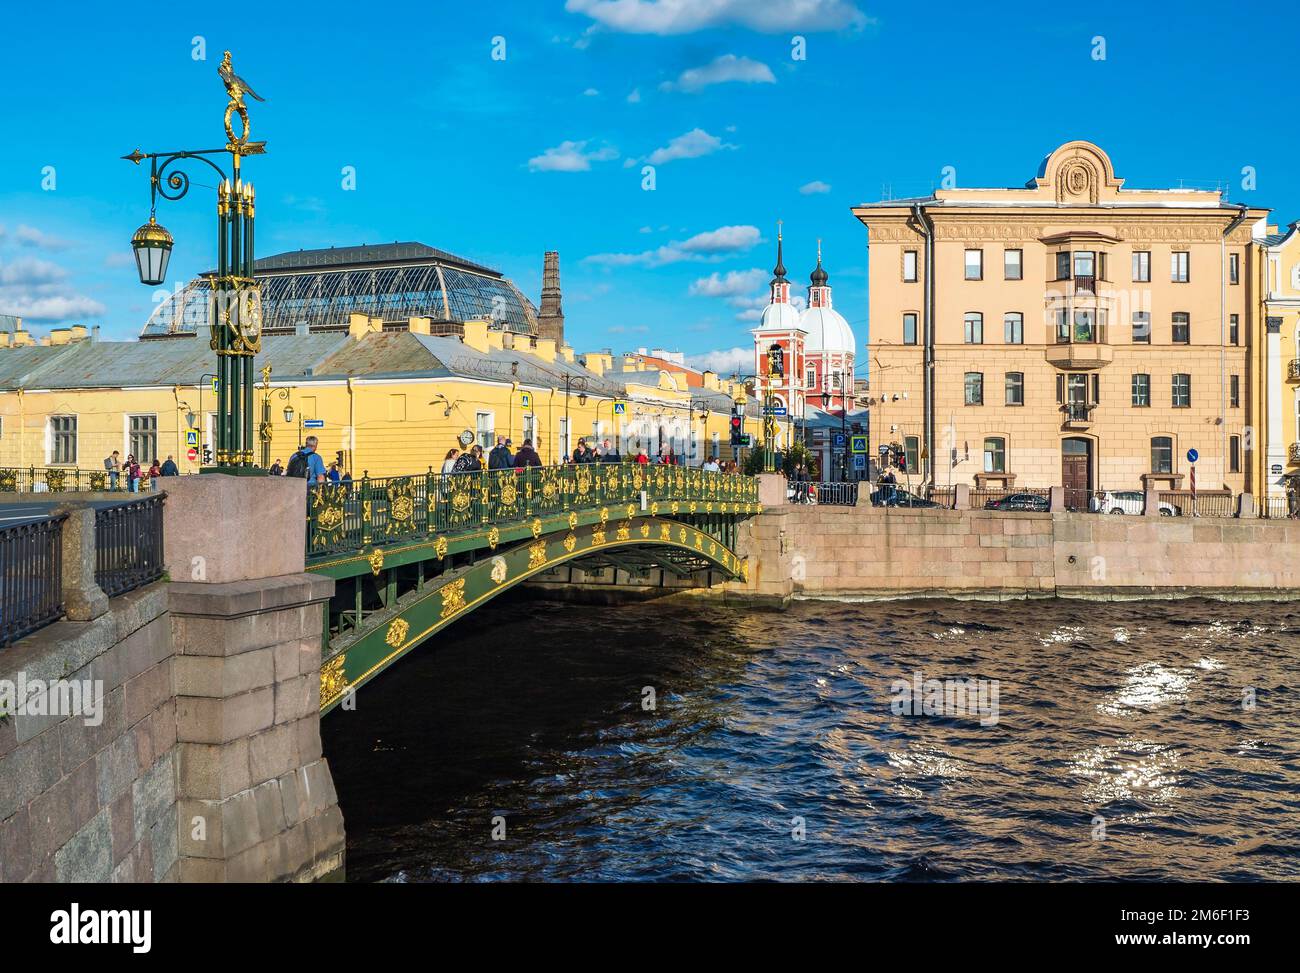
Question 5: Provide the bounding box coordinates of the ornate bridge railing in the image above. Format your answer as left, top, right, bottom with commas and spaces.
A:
0, 467, 160, 493
306, 463, 761, 559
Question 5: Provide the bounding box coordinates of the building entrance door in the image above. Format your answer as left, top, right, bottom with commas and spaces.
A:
1062, 437, 1093, 511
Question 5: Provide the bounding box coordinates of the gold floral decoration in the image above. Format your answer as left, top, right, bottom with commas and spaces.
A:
568, 511, 578, 529
531, 517, 543, 538
367, 547, 384, 576
490, 556, 508, 585
487, 526, 500, 550
528, 540, 548, 569
639, 523, 651, 539
592, 529, 606, 546
320, 655, 348, 708
385, 618, 410, 649
435, 536, 449, 559
440, 578, 467, 619
616, 521, 630, 541
563, 532, 577, 553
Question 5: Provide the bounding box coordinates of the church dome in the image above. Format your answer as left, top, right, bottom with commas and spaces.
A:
799, 305, 855, 354
759, 301, 802, 331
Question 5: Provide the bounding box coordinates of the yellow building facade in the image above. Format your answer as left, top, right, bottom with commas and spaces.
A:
0, 316, 759, 482
1261, 222, 1300, 496
854, 140, 1270, 500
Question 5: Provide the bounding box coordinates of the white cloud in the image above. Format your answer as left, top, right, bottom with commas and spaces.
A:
566, 0, 870, 34
527, 139, 620, 172
627, 87, 642, 103
685, 346, 753, 374
13, 224, 74, 250
585, 224, 761, 268
799, 180, 832, 195
646, 128, 736, 165
0, 255, 105, 323
583, 87, 600, 96
689, 268, 766, 298
660, 54, 775, 93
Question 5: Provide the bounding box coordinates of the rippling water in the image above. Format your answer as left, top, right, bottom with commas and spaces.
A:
323, 595, 1300, 882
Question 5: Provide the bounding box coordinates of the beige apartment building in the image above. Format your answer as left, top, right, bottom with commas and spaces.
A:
854, 140, 1269, 502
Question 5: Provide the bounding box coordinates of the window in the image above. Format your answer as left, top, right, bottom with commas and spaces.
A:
1229, 314, 1239, 345
1132, 311, 1151, 343
903, 250, 918, 282
1171, 251, 1189, 282
904, 436, 919, 473
1132, 251, 1151, 282
50, 415, 77, 465
1229, 252, 1240, 285
1151, 436, 1173, 474
964, 312, 983, 344
806, 367, 816, 389
964, 249, 983, 280
1131, 373, 1151, 407
128, 414, 158, 464
1073, 309, 1095, 343
1004, 249, 1022, 280
902, 312, 918, 345
523, 414, 537, 447
1172, 373, 1191, 407
1172, 312, 1190, 344
1055, 251, 1071, 280
1055, 308, 1070, 343
476, 412, 494, 449
1229, 435, 1241, 473
1005, 372, 1024, 406
1004, 312, 1023, 344
964, 372, 984, 405
983, 437, 1006, 473
831, 371, 843, 390
1230, 374, 1240, 408
1073, 251, 1095, 277
559, 418, 570, 460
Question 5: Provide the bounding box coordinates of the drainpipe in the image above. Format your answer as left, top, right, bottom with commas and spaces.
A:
912, 203, 936, 485
17, 388, 24, 469
346, 377, 356, 472
1222, 204, 1248, 489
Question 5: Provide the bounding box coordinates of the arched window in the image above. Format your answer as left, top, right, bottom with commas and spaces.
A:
964, 312, 983, 344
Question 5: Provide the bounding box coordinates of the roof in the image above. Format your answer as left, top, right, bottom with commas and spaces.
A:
251, 242, 500, 278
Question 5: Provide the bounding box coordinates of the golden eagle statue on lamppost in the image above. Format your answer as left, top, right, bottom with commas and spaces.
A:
219, 50, 265, 147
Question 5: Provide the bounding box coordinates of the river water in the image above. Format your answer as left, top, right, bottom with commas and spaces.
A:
323, 595, 1300, 882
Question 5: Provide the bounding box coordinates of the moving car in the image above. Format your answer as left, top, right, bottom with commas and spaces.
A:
983, 492, 1050, 512
871, 486, 940, 508
1089, 490, 1179, 516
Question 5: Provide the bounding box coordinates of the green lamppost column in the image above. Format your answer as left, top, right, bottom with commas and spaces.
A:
123, 51, 266, 471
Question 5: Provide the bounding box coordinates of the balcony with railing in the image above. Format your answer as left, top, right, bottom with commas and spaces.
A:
1061, 401, 1094, 429
1045, 323, 1113, 368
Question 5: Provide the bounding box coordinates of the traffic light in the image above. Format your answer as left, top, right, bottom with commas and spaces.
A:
202, 445, 213, 465
729, 414, 743, 446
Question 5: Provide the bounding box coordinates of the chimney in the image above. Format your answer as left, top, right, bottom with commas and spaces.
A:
537, 251, 564, 346
702, 370, 718, 391
486, 329, 505, 351
462, 319, 491, 354
348, 312, 381, 340
584, 352, 611, 376
559, 344, 575, 363
408, 316, 432, 335
533, 337, 557, 362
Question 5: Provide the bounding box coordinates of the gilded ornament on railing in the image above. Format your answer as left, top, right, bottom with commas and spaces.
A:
385, 618, 410, 649
650, 501, 659, 517
568, 511, 578, 529
531, 517, 543, 538
616, 522, 630, 541
497, 471, 519, 508
487, 526, 500, 550
320, 655, 348, 708
689, 501, 698, 514
363, 499, 372, 521
705, 502, 713, 513
625, 503, 635, 520
678, 526, 688, 544
45, 468, 67, 492
367, 547, 385, 576
435, 535, 448, 559
694, 533, 703, 550
490, 556, 508, 585
633, 469, 645, 490
740, 559, 750, 582
674, 471, 685, 491
89, 471, 107, 491
384, 478, 416, 536
577, 471, 592, 496
563, 532, 577, 553
440, 578, 467, 619
653, 469, 665, 490
708, 540, 716, 557
0, 469, 15, 492
528, 539, 548, 569
451, 491, 471, 512
606, 471, 619, 491
640, 523, 651, 539
660, 523, 671, 541
592, 529, 606, 546
670, 501, 680, 515
599, 506, 608, 525
309, 484, 348, 549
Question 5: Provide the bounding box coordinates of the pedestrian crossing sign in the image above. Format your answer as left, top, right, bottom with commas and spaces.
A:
851, 435, 868, 454
520, 391, 532, 410
185, 430, 199, 448
613, 401, 627, 415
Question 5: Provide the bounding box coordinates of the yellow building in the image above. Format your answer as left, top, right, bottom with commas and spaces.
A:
1261, 221, 1300, 497
0, 315, 758, 481
853, 140, 1270, 502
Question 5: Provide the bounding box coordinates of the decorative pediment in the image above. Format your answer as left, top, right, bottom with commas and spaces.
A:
1033, 141, 1125, 203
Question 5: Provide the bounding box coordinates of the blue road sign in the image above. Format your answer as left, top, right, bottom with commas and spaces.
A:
1186, 448, 1199, 463
304, 419, 325, 429
613, 401, 627, 415
852, 455, 866, 470
765, 406, 788, 417
851, 435, 868, 454
832, 432, 847, 448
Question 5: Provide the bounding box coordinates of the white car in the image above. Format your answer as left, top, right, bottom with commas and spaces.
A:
1091, 490, 1178, 516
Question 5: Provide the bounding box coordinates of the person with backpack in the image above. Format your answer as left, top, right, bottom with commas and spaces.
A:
286, 436, 327, 484
488, 436, 513, 470
513, 439, 541, 468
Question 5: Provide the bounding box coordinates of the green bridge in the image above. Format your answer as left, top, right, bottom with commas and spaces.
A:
304, 464, 762, 712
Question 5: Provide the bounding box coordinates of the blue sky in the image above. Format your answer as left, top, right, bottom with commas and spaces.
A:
1, 0, 1296, 375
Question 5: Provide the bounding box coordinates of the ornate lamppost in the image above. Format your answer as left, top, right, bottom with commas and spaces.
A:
123, 51, 267, 471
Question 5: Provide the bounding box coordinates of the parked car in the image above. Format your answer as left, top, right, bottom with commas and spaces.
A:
871, 486, 940, 508
1090, 490, 1179, 516
983, 492, 1049, 512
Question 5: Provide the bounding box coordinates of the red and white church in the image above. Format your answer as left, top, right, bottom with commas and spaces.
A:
751, 227, 859, 477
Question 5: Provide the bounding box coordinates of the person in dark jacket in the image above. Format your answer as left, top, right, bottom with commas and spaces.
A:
599, 439, 620, 463
160, 455, 179, 476
488, 436, 513, 470
452, 444, 484, 473
570, 440, 587, 464
513, 439, 542, 468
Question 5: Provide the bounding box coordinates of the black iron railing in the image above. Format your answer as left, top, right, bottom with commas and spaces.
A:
0, 515, 66, 647
306, 463, 761, 556
0, 467, 164, 493
94, 495, 166, 598
811, 481, 859, 506
1257, 496, 1299, 520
